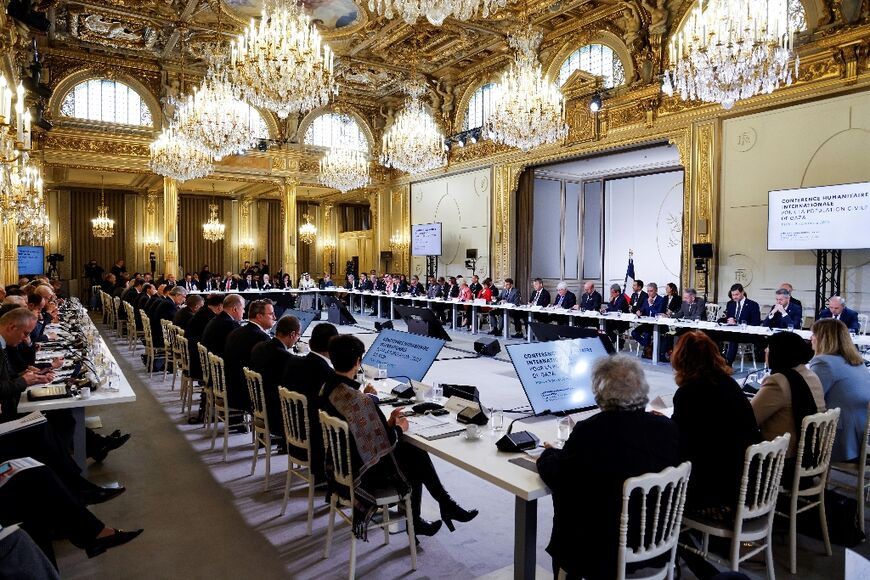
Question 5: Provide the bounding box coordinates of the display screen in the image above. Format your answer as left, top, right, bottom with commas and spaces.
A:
17, 246, 44, 276
768, 181, 870, 250
362, 329, 445, 381
507, 337, 610, 414
411, 222, 442, 256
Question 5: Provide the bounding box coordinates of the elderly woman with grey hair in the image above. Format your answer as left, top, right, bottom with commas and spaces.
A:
537, 355, 679, 580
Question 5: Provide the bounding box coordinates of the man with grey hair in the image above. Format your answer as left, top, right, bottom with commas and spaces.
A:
536, 354, 679, 579
673, 288, 706, 321
631, 283, 666, 357
173, 293, 204, 331
0, 308, 48, 418
551, 281, 577, 310
762, 288, 802, 329
817, 296, 860, 333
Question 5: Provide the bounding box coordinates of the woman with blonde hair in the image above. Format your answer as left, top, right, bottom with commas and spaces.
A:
809, 318, 870, 462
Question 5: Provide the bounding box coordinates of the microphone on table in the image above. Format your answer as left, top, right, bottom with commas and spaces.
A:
496, 409, 550, 452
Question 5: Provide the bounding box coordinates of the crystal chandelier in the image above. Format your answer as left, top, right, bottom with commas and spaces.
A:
298, 213, 317, 245
176, 67, 258, 161
149, 125, 214, 182
13, 161, 49, 245
662, 0, 798, 110
486, 29, 568, 152
0, 76, 39, 228
91, 176, 114, 238
319, 114, 370, 192
202, 203, 226, 243
368, 0, 508, 26
381, 80, 446, 175
229, 0, 337, 119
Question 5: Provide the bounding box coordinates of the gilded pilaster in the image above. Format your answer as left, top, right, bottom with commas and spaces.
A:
281, 180, 298, 279
491, 162, 524, 284
239, 198, 254, 265
691, 121, 719, 300
143, 192, 160, 274
368, 190, 380, 272
162, 177, 179, 277
0, 220, 17, 286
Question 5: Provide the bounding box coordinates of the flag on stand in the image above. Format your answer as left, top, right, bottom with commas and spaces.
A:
622, 254, 635, 297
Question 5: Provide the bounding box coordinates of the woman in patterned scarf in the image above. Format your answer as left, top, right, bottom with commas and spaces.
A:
319, 334, 478, 540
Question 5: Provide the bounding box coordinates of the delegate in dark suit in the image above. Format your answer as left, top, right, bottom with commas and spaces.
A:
674, 297, 706, 320
720, 297, 762, 365
223, 322, 271, 411
630, 295, 666, 348
491, 286, 521, 333
817, 307, 861, 333
671, 374, 761, 511
551, 290, 576, 310
186, 307, 216, 380
172, 307, 195, 331
281, 352, 334, 480
579, 291, 602, 312
762, 301, 802, 329
537, 411, 680, 579
200, 312, 241, 359
0, 346, 28, 421
249, 338, 295, 442
151, 298, 179, 348
602, 293, 629, 344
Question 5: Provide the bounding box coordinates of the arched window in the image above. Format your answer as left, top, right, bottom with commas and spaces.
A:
464, 83, 495, 131
304, 113, 368, 151
60, 79, 153, 126
243, 104, 270, 140
558, 44, 626, 88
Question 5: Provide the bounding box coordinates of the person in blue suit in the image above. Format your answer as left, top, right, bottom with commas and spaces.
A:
631, 283, 666, 355
817, 296, 861, 334
762, 288, 802, 329
719, 283, 763, 365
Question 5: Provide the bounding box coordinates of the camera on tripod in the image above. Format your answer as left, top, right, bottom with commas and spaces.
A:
47, 253, 64, 264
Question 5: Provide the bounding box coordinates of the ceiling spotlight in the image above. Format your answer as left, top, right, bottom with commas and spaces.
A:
590, 91, 602, 113
469, 135, 477, 144
457, 138, 465, 147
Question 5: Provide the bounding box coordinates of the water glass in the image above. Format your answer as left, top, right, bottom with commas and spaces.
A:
556, 417, 572, 447
376, 364, 388, 380
431, 383, 443, 401
740, 322, 747, 331
787, 323, 794, 332
491, 409, 505, 432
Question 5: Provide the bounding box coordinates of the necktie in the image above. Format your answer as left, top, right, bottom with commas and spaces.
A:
835, 314, 839, 320
735, 301, 742, 321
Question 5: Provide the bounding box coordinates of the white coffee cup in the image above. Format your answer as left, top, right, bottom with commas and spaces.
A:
413, 383, 431, 402
79, 386, 91, 399
465, 424, 481, 439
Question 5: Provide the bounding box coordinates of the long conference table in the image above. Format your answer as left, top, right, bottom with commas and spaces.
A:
18, 300, 137, 469
210, 287, 870, 367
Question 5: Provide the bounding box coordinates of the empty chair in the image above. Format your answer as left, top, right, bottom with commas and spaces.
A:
320, 410, 416, 580
681, 433, 790, 579
243, 367, 273, 489
169, 324, 185, 391
278, 387, 317, 534
208, 352, 247, 462
197, 343, 214, 428
829, 402, 870, 534
123, 302, 140, 351
775, 408, 840, 574
114, 296, 124, 337
176, 334, 195, 417
161, 320, 175, 386
140, 313, 163, 378
705, 303, 722, 322
558, 461, 692, 580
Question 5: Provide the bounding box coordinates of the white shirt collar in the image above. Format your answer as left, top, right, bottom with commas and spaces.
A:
0, 334, 6, 350
312, 351, 333, 368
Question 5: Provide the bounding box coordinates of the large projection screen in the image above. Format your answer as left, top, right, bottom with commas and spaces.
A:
768, 181, 870, 250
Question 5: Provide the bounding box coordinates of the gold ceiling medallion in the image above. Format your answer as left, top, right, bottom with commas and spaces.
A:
229, 0, 337, 119
662, 0, 798, 109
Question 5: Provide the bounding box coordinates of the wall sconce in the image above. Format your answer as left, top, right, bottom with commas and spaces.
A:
240, 238, 255, 253
144, 236, 160, 251
389, 231, 409, 253
322, 238, 336, 254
